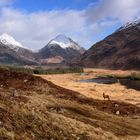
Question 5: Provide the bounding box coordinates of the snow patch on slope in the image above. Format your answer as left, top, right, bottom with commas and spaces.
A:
48, 34, 81, 50
119, 19, 140, 31
0, 33, 24, 49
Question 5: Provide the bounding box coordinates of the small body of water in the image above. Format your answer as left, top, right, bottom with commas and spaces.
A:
79, 77, 140, 91
119, 79, 140, 91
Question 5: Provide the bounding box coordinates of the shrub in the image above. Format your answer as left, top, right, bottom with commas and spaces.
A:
33, 67, 84, 75
0, 64, 84, 75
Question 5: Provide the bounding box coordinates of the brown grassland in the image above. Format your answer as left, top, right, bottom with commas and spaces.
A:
0, 68, 140, 140
40, 68, 140, 106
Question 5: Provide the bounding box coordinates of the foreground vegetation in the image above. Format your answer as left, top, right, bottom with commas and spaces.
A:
0, 64, 84, 75
0, 69, 140, 139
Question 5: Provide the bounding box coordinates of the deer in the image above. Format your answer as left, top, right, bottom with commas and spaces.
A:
103, 92, 110, 101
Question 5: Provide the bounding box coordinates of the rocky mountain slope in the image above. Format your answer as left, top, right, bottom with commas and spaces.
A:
38, 35, 85, 64
0, 33, 37, 65
0, 69, 140, 139
81, 20, 140, 70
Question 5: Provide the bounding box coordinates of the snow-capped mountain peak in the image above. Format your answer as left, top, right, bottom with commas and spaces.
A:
54, 34, 71, 44
118, 19, 140, 31
48, 34, 82, 50
0, 33, 24, 49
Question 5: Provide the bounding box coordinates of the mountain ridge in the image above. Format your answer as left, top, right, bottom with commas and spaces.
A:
80, 20, 140, 70
37, 34, 85, 65
0, 33, 84, 65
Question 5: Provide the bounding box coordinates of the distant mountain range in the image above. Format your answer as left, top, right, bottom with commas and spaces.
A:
80, 19, 140, 70
0, 19, 140, 70
0, 33, 85, 65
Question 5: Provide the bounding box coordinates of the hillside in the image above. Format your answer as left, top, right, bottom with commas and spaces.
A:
81, 20, 140, 70
0, 44, 38, 65
0, 69, 140, 139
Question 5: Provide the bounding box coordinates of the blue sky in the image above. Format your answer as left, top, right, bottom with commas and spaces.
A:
0, 0, 139, 50
13, 0, 96, 11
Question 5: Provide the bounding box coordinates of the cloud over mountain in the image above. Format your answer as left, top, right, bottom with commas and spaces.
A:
0, 0, 139, 50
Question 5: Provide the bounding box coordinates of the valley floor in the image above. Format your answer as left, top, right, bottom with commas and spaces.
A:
39, 68, 140, 107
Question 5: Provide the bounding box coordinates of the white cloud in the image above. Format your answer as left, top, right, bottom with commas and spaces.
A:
85, 0, 140, 23
0, 0, 14, 6
0, 8, 90, 50
0, 0, 139, 50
